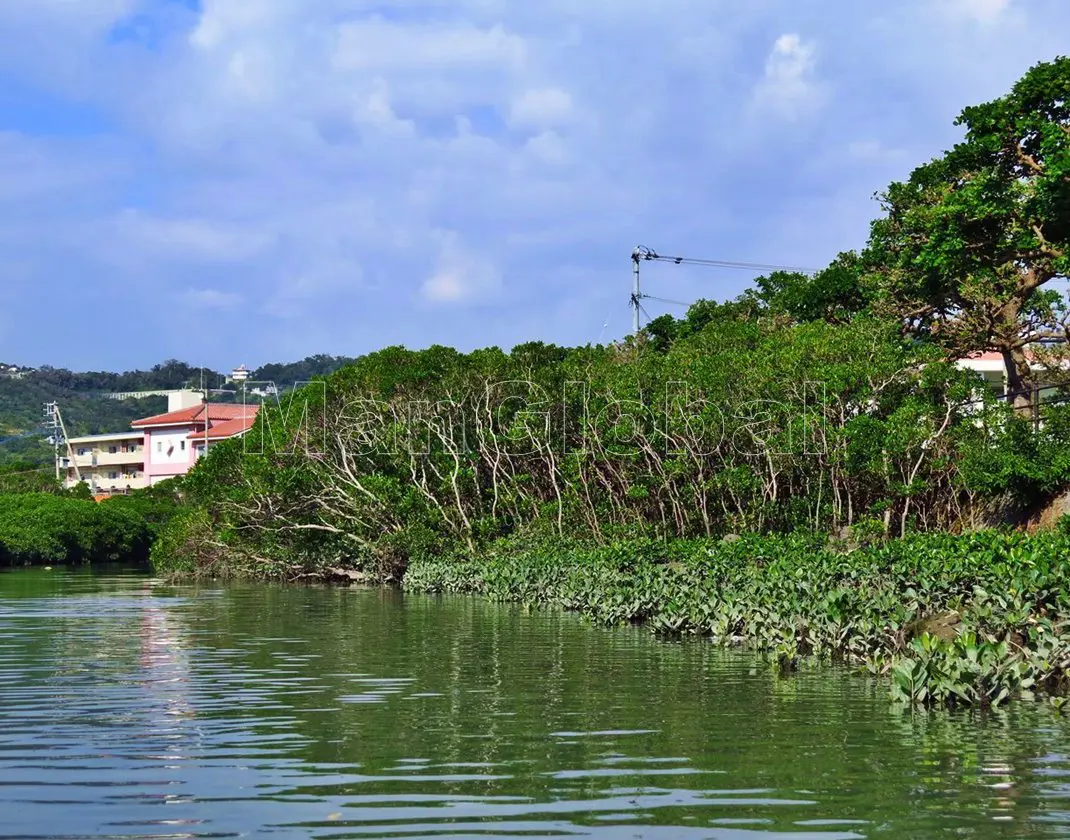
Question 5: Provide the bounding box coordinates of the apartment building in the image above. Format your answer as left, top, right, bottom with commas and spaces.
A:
60, 431, 146, 493
132, 399, 259, 486
56, 390, 259, 493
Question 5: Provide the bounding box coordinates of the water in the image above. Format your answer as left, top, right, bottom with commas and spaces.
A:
3, 569, 1070, 839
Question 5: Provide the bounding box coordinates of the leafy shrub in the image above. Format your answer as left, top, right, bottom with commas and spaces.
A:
406, 529, 1070, 709
0, 493, 154, 566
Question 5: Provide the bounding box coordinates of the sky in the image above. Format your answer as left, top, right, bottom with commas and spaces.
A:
0, 0, 1067, 371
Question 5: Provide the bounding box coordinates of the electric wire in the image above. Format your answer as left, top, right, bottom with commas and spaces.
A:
0, 466, 52, 477
633, 247, 817, 275
641, 294, 691, 307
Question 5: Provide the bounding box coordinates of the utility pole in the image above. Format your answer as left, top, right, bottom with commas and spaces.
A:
44, 402, 79, 485
631, 247, 642, 335
202, 368, 209, 458
44, 403, 60, 481
628, 246, 817, 335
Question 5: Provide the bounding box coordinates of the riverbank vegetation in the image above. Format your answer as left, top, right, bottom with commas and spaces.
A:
141, 56, 1070, 707
0, 482, 181, 568
405, 530, 1070, 708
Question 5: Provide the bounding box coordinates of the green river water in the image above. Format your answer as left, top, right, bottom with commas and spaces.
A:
2, 567, 1070, 838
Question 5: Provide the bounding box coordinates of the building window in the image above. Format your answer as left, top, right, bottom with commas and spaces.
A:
180, 440, 186, 451
157, 441, 162, 453
109, 446, 117, 454
77, 448, 88, 456
108, 472, 119, 480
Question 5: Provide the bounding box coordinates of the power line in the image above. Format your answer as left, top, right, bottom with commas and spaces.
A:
641, 294, 691, 308
0, 466, 52, 477
634, 246, 818, 275
636, 300, 653, 326
629, 245, 818, 334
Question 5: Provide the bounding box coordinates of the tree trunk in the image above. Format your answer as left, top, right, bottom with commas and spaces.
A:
1001, 346, 1033, 412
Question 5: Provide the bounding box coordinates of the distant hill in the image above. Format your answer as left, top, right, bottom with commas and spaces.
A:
0, 355, 358, 468
250, 354, 358, 387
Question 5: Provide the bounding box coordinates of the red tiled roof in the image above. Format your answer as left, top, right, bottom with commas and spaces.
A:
132, 403, 256, 428
187, 412, 259, 442
960, 349, 1044, 363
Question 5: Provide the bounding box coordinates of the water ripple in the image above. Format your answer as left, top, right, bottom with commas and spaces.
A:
2, 567, 1070, 838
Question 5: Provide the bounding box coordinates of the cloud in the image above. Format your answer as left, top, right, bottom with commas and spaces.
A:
110, 211, 271, 264
509, 87, 574, 129
942, 0, 1012, 24
421, 234, 501, 305
847, 139, 908, 165
752, 33, 825, 120
0, 0, 1068, 370
353, 78, 416, 136
182, 288, 244, 309
332, 18, 527, 74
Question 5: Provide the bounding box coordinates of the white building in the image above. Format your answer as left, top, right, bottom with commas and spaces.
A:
60, 431, 146, 494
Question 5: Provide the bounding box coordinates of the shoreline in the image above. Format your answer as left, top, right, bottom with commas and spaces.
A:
394, 531, 1070, 710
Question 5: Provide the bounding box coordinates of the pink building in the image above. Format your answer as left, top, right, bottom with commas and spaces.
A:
132, 397, 259, 486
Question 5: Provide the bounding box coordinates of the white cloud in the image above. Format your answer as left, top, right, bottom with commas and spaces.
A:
752, 33, 825, 120
523, 130, 570, 165
182, 288, 244, 309
421, 234, 501, 305
509, 87, 574, 129
111, 211, 270, 263
942, 0, 1012, 24
1, 0, 1068, 369
189, 0, 286, 50
353, 78, 416, 136
847, 139, 907, 164
333, 18, 526, 73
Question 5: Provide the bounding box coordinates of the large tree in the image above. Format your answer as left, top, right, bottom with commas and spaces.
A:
866, 57, 1070, 407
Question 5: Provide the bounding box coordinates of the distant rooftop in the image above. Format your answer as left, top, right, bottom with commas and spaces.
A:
187, 411, 259, 441
132, 403, 257, 429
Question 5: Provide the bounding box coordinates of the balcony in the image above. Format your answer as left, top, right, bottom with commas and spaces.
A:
65, 472, 147, 492
68, 449, 144, 468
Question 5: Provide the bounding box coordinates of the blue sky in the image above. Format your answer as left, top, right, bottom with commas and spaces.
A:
0, 0, 1067, 371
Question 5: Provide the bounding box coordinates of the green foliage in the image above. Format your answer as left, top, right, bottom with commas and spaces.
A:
750, 253, 874, 325
865, 56, 1070, 398
252, 354, 359, 387
955, 401, 1070, 504
0, 373, 168, 468
0, 493, 155, 566
0, 463, 61, 495
135, 58, 1070, 713
148, 506, 216, 577
156, 311, 1008, 579
406, 529, 1070, 708
103, 480, 184, 539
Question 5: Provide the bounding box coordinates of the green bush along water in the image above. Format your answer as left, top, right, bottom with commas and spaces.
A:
0, 482, 180, 567
403, 530, 1070, 710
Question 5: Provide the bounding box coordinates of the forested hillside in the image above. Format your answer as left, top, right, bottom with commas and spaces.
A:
0, 355, 355, 468
250, 354, 358, 387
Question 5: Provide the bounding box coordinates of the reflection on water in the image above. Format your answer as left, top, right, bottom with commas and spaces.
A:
2, 567, 1070, 838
